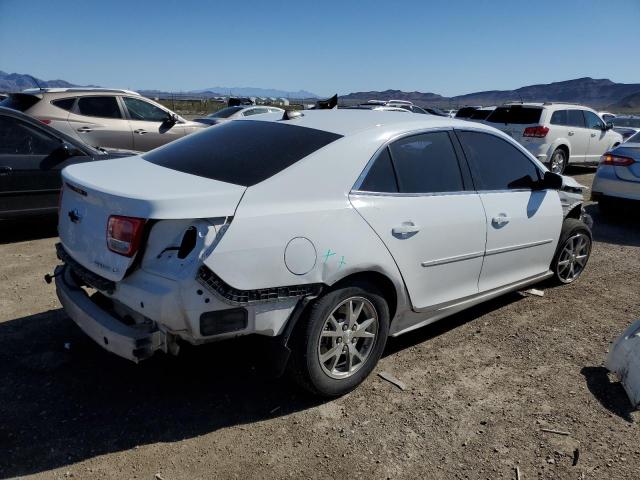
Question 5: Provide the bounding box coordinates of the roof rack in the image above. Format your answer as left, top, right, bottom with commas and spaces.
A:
21, 87, 141, 95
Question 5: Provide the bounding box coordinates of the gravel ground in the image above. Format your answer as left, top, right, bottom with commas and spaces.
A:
0, 168, 638, 480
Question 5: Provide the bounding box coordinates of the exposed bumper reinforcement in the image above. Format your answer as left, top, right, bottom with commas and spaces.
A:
55, 265, 165, 363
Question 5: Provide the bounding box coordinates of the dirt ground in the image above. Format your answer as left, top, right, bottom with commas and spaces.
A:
0, 168, 638, 480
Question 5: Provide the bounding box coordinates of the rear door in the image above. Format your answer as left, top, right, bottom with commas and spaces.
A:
566, 109, 589, 163
456, 129, 562, 292
122, 96, 186, 151
584, 110, 610, 163
68, 96, 134, 150
351, 130, 487, 311
0, 114, 86, 214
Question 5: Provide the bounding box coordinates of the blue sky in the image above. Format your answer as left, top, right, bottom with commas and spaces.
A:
1, 0, 639, 96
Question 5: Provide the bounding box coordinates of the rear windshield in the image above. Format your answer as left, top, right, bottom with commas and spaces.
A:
469, 109, 493, 120
455, 107, 478, 119
143, 120, 342, 186
208, 106, 244, 118
486, 106, 542, 124
628, 132, 640, 143
0, 93, 40, 112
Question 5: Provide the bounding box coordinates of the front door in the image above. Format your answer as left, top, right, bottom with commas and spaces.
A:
566, 109, 589, 164
584, 110, 610, 164
456, 129, 562, 292
351, 131, 487, 310
122, 96, 186, 151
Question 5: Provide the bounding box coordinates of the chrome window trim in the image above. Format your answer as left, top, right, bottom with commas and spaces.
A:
350, 190, 475, 198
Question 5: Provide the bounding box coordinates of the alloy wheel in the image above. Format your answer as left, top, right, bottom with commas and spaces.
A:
550, 150, 566, 174
557, 232, 591, 283
317, 297, 379, 379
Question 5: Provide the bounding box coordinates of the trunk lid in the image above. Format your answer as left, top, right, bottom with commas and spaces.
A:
58, 156, 245, 281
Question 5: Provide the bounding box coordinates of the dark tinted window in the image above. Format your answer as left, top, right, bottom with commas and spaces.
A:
469, 109, 493, 120
0, 93, 40, 112
455, 107, 478, 119
77, 96, 122, 119
584, 111, 604, 130
359, 147, 398, 193
0, 116, 60, 155
52, 98, 75, 111
458, 131, 541, 190
567, 110, 585, 128
143, 120, 342, 186
612, 117, 640, 128
486, 106, 542, 124
628, 131, 640, 143
123, 97, 168, 122
550, 110, 568, 126
208, 106, 243, 118
389, 132, 463, 193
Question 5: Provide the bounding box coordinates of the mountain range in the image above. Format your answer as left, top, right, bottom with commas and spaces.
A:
2, 71, 639, 110
342, 78, 640, 109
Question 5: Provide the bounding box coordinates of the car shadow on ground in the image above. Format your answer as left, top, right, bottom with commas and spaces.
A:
584, 203, 640, 248
580, 366, 635, 423
0, 292, 526, 478
0, 215, 58, 245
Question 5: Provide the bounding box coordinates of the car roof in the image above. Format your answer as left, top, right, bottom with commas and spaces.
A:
250, 109, 495, 136
21, 87, 140, 96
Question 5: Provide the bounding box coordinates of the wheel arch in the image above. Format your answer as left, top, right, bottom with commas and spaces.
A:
328, 270, 400, 322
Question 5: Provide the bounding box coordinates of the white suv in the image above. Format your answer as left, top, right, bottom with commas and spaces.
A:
52, 110, 591, 396
484, 103, 623, 173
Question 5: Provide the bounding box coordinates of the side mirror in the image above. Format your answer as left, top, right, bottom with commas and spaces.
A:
162, 112, 178, 125
542, 171, 563, 190
605, 121, 614, 131
54, 142, 84, 160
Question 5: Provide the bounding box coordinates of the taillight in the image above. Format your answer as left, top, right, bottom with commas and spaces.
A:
107, 215, 145, 257
39, 119, 52, 125
600, 153, 636, 166
523, 126, 549, 138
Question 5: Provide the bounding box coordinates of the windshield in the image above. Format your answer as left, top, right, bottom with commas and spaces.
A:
0, 94, 41, 112
627, 131, 640, 143
485, 106, 542, 124
143, 120, 342, 186
207, 106, 244, 118
613, 117, 640, 128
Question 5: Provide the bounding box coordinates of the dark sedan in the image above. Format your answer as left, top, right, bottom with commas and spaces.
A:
0, 107, 137, 218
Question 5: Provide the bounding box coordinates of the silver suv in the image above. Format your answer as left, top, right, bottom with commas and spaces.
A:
0, 88, 206, 151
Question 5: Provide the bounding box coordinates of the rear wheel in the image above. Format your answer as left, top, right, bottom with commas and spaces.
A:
288, 283, 389, 397
551, 218, 592, 284
548, 148, 568, 174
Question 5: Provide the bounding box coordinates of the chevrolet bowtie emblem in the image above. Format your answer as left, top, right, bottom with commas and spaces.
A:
68, 209, 82, 223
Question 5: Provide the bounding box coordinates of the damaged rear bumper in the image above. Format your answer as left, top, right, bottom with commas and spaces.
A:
55, 265, 166, 362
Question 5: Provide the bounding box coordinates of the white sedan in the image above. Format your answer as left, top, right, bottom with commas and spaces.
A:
193, 105, 284, 126
53, 110, 592, 396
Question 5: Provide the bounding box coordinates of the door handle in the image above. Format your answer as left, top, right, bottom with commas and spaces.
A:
392, 222, 420, 236
0, 166, 12, 176
591, 133, 597, 137
492, 214, 510, 227
134, 129, 148, 135
77, 126, 93, 133
568, 131, 575, 136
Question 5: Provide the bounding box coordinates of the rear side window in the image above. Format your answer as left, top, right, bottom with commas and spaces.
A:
0, 115, 60, 155
486, 106, 542, 124
388, 132, 464, 194
567, 110, 585, 128
457, 131, 541, 190
143, 120, 342, 187
51, 98, 75, 111
77, 96, 122, 119
550, 110, 568, 126
359, 147, 398, 193
0, 93, 40, 112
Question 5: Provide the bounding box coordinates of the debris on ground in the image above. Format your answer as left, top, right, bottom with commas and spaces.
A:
606, 319, 640, 409
515, 466, 521, 480
540, 428, 570, 436
377, 371, 407, 391
521, 288, 544, 297
573, 448, 580, 466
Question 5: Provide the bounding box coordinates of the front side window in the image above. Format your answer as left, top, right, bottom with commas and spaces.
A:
77, 96, 122, 119
584, 111, 604, 130
388, 132, 464, 194
566, 110, 585, 128
143, 120, 342, 187
0, 116, 60, 155
123, 97, 168, 122
457, 130, 541, 191
550, 110, 568, 126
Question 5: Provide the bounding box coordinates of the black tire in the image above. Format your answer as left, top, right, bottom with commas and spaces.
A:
548, 148, 568, 174
550, 218, 592, 284
288, 282, 390, 397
